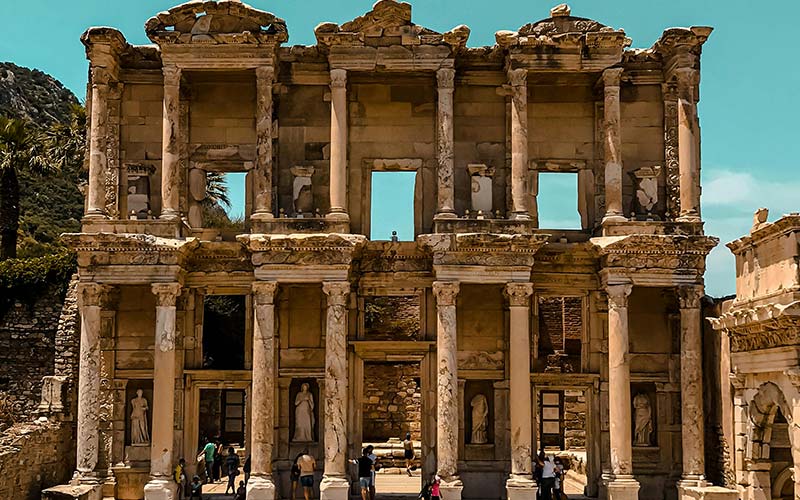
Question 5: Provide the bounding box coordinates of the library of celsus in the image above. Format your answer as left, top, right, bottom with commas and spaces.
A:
54, 1, 741, 499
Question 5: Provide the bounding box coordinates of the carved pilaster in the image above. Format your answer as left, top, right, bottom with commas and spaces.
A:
86, 68, 111, 219
160, 65, 182, 220
436, 68, 456, 218
662, 82, 680, 220
433, 281, 460, 482
253, 66, 275, 220
321, 281, 350, 481
602, 68, 625, 223
508, 68, 529, 221
505, 282, 533, 307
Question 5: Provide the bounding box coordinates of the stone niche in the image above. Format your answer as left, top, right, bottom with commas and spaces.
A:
124, 162, 156, 219
288, 378, 319, 444
124, 380, 153, 466
631, 166, 662, 220
464, 380, 494, 462
467, 164, 494, 214
631, 382, 657, 448
362, 295, 421, 340
291, 166, 315, 216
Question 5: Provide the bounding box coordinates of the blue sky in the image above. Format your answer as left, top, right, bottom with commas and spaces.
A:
3, 0, 799, 297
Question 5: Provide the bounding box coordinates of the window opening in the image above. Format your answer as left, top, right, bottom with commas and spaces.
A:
202, 295, 246, 369
537, 172, 581, 229
370, 171, 415, 241
204, 172, 246, 229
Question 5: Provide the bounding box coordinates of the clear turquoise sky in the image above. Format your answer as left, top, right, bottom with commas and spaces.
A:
3, 0, 799, 297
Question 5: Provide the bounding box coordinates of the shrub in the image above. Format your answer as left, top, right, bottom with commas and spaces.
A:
0, 250, 76, 312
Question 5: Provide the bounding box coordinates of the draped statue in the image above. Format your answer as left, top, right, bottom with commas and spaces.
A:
293, 383, 315, 442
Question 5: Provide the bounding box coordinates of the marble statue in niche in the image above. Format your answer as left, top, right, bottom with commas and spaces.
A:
293, 382, 315, 442
470, 394, 489, 444
633, 166, 661, 217
633, 393, 653, 446
291, 166, 315, 215
130, 389, 150, 445
468, 164, 494, 214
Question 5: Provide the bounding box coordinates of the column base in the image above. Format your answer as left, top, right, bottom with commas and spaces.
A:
602, 214, 628, 224
320, 475, 349, 500
82, 212, 108, 221
143, 477, 178, 500
607, 476, 640, 500
250, 212, 275, 221
677, 214, 702, 223
159, 212, 180, 221
325, 211, 350, 222
506, 475, 537, 500
439, 477, 463, 500
434, 211, 458, 220
246, 475, 276, 500
677, 484, 738, 500
508, 212, 531, 221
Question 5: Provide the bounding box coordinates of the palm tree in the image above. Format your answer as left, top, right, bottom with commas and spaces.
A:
0, 116, 49, 259
203, 171, 231, 210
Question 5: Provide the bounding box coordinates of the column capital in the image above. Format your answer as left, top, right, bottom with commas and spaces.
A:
602, 67, 624, 88
505, 282, 533, 307
507, 68, 527, 87
661, 81, 679, 101
677, 285, 704, 309
329, 68, 347, 89
78, 283, 109, 308
433, 281, 460, 306
151, 283, 182, 307
606, 284, 632, 309
255, 65, 275, 83
252, 281, 279, 305
673, 67, 699, 101
90, 66, 112, 86
322, 281, 350, 305
162, 64, 181, 86
436, 68, 455, 89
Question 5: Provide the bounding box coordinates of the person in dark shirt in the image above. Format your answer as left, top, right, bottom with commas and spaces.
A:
352, 448, 374, 500
234, 480, 247, 500
224, 447, 240, 495
189, 475, 203, 500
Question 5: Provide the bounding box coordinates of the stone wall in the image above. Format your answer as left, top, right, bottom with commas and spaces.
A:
362, 363, 421, 442
564, 389, 587, 450
0, 278, 75, 421
0, 419, 75, 500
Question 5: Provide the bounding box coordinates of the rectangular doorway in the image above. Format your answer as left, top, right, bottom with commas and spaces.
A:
539, 390, 565, 450
199, 388, 246, 446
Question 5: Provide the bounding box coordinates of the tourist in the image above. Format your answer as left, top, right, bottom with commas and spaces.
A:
538, 453, 556, 500
200, 438, 216, 483
234, 480, 247, 500
243, 455, 251, 485
297, 448, 316, 500
189, 475, 203, 500
366, 445, 378, 500
213, 439, 224, 482
290, 453, 303, 500
174, 458, 187, 499
553, 457, 565, 499
354, 447, 374, 500
430, 474, 441, 500
403, 432, 414, 476
225, 447, 241, 495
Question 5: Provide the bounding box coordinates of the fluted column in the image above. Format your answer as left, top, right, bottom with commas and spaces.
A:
86, 68, 110, 219
505, 283, 536, 499
252, 67, 275, 221
327, 69, 348, 221
75, 283, 106, 478
606, 284, 639, 500
433, 281, 462, 496
144, 283, 181, 500
159, 65, 181, 220
320, 282, 350, 500
676, 68, 701, 222
508, 68, 530, 221
248, 282, 278, 500
602, 68, 626, 223
435, 68, 456, 218
678, 285, 706, 485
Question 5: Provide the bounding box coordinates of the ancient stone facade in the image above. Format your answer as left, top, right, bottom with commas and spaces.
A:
710, 211, 800, 500
62, 2, 726, 500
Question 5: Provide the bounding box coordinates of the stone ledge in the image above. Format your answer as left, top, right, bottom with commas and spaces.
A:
251, 217, 350, 234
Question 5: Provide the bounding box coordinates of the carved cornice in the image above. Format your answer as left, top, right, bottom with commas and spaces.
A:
505, 282, 534, 307
726, 214, 800, 256
709, 301, 800, 352
653, 27, 712, 59
590, 234, 718, 272
252, 281, 278, 304
495, 12, 630, 51
63, 233, 200, 268
432, 281, 460, 306
418, 232, 550, 267
239, 233, 367, 267
314, 0, 469, 50
145, 0, 288, 45
152, 282, 182, 307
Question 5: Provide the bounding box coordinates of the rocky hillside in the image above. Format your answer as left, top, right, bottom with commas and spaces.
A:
0, 63, 78, 125
0, 63, 85, 256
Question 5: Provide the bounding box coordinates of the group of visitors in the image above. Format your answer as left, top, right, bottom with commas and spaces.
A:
534, 451, 567, 500
172, 437, 249, 499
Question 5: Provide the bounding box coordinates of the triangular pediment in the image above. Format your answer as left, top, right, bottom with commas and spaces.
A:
340, 0, 416, 34
145, 0, 288, 45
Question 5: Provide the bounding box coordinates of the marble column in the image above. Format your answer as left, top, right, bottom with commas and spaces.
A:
435, 68, 456, 218
327, 69, 348, 221
602, 68, 626, 223
75, 283, 106, 479
605, 284, 639, 500
678, 285, 706, 486
675, 68, 701, 222
432, 281, 462, 498
144, 283, 181, 500
320, 282, 350, 500
252, 67, 275, 221
86, 68, 109, 219
159, 65, 181, 220
248, 282, 278, 499
508, 68, 530, 221
505, 283, 537, 500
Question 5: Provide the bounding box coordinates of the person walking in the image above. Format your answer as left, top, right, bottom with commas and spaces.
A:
290, 453, 303, 500
189, 475, 203, 500
403, 432, 414, 476
213, 440, 224, 482
354, 447, 374, 500
225, 447, 240, 495
200, 438, 216, 483
430, 474, 441, 500
538, 453, 556, 500
174, 458, 187, 499
553, 456, 565, 500
365, 445, 378, 500
297, 448, 316, 500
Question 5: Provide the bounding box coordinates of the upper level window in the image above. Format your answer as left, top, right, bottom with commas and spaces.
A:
370, 170, 416, 241
537, 172, 581, 229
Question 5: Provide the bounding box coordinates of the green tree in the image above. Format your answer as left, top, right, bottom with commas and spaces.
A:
0, 117, 48, 259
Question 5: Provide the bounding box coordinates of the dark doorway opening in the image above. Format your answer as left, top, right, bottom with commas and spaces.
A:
202, 295, 246, 369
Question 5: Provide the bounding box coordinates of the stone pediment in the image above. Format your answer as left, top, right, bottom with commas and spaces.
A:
145, 0, 288, 45
314, 0, 469, 50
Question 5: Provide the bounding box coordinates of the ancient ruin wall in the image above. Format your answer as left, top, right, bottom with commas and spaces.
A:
362, 363, 422, 442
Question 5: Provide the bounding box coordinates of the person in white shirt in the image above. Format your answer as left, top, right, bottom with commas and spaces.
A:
538, 454, 556, 500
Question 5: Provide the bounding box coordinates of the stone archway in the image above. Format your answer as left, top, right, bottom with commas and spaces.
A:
747, 382, 791, 462
771, 467, 794, 500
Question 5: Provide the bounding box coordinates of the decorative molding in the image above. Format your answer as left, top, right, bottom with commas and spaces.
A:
152, 282, 182, 307
432, 281, 460, 306
505, 282, 533, 307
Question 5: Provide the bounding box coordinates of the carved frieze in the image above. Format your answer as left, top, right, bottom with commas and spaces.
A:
64, 233, 199, 268
241, 233, 367, 267
590, 234, 718, 272
709, 301, 800, 353
418, 232, 549, 267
